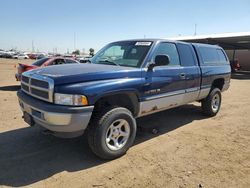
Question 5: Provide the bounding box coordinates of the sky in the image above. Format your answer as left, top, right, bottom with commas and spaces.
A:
0, 0, 250, 53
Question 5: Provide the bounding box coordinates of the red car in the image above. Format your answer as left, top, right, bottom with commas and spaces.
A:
230, 59, 241, 72
15, 57, 79, 81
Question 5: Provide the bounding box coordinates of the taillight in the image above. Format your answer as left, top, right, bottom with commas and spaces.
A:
18, 66, 23, 74
18, 64, 28, 73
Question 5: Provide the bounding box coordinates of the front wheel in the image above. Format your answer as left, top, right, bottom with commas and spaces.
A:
87, 107, 136, 159
201, 88, 222, 117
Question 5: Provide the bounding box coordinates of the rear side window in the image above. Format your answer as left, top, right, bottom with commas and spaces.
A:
199, 47, 218, 63
199, 47, 228, 64
217, 49, 228, 63
32, 58, 49, 66
177, 43, 196, 66
153, 43, 180, 66
51, 59, 65, 65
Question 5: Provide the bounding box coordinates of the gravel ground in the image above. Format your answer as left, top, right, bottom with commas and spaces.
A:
0, 58, 249, 188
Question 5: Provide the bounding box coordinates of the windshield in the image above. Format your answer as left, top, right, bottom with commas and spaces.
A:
32, 57, 49, 66
91, 41, 152, 67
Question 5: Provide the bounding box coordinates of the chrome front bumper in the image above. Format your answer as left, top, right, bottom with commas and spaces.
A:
17, 90, 94, 134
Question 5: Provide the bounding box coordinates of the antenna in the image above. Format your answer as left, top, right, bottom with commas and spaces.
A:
194, 24, 197, 36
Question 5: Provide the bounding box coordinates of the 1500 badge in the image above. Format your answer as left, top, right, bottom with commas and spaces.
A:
144, 89, 161, 95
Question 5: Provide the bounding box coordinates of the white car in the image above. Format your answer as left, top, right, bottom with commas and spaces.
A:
77, 56, 92, 63
13, 54, 29, 59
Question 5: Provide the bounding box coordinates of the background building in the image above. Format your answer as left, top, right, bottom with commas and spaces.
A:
169, 32, 250, 70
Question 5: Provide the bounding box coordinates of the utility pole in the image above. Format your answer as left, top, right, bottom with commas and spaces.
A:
74, 32, 76, 50
194, 24, 197, 36
32, 40, 35, 52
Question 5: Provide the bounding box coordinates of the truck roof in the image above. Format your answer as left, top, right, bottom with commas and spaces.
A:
112, 38, 221, 49
191, 42, 221, 49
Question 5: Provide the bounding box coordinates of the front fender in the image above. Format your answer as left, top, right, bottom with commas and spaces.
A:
55, 78, 143, 105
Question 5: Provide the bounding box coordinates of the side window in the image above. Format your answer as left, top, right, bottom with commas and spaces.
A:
57, 59, 65, 64
217, 49, 228, 63
153, 43, 180, 66
199, 47, 219, 64
200, 47, 229, 64
177, 43, 196, 66
51, 59, 65, 65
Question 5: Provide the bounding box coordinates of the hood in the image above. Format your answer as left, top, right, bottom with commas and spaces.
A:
30, 63, 141, 85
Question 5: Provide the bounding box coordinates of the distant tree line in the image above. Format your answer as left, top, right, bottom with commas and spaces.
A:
72, 48, 95, 57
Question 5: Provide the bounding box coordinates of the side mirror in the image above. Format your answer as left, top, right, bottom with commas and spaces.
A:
155, 55, 170, 66
148, 55, 170, 71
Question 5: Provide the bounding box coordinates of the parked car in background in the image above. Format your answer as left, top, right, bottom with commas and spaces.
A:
27, 53, 36, 59
37, 54, 46, 59
1, 51, 15, 58
27, 53, 47, 59
13, 53, 29, 59
63, 54, 76, 59
230, 59, 241, 72
0, 50, 5, 58
77, 56, 92, 63
15, 57, 79, 81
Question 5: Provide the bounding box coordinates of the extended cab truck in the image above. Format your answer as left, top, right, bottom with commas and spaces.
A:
17, 39, 231, 159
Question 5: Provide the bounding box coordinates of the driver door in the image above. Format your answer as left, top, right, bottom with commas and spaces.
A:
140, 42, 187, 116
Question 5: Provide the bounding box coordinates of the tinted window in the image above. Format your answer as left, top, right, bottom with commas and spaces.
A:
177, 43, 196, 66
32, 58, 49, 66
217, 49, 228, 63
199, 47, 218, 63
199, 46, 229, 64
153, 43, 180, 66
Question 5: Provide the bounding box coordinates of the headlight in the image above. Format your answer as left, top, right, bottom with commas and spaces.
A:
54, 93, 88, 106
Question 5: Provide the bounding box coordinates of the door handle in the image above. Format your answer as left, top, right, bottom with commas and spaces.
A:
179, 73, 186, 79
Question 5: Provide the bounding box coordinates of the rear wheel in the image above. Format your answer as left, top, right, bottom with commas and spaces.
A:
201, 88, 222, 117
87, 107, 136, 159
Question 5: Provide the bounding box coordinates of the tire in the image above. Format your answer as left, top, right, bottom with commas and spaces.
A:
201, 88, 222, 117
87, 106, 137, 159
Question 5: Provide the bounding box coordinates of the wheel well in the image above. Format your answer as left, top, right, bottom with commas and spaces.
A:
93, 93, 139, 117
212, 78, 224, 90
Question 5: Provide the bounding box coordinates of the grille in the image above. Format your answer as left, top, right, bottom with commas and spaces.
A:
21, 72, 54, 102
31, 79, 49, 89
21, 83, 29, 92
31, 88, 49, 99
22, 75, 29, 83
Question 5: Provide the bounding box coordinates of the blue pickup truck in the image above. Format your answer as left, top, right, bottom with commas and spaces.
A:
17, 39, 231, 159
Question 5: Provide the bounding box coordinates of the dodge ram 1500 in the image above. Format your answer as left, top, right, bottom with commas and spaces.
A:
18, 39, 231, 159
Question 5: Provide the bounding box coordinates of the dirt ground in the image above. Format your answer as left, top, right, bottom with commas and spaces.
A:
0, 58, 249, 188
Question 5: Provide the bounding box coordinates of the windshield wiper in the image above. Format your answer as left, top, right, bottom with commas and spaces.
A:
98, 60, 120, 66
